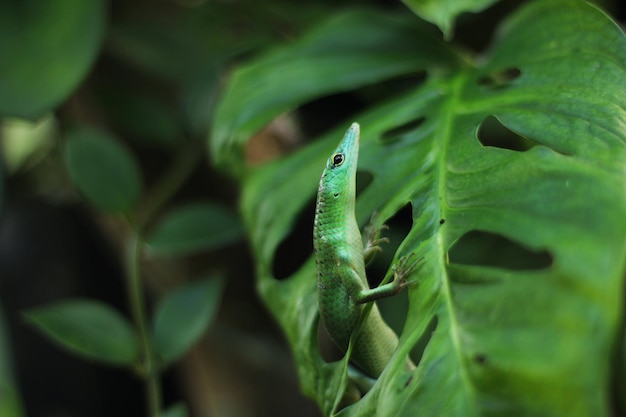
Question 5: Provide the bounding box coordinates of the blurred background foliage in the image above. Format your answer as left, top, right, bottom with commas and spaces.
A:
0, 1, 624, 417
0, 1, 338, 416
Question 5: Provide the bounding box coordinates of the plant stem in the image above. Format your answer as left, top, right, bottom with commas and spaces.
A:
125, 142, 201, 416
126, 231, 161, 417
138, 143, 202, 229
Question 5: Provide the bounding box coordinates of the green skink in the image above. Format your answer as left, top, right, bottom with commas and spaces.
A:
313, 122, 415, 378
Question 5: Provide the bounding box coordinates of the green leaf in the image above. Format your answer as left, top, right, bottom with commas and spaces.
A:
64, 127, 143, 214
161, 403, 189, 417
146, 203, 244, 257
24, 299, 139, 366
212, 2, 626, 416
401, 0, 497, 39
0, 0, 105, 119
153, 277, 224, 364
211, 10, 461, 176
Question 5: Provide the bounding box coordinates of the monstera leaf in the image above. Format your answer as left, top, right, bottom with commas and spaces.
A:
401, 0, 497, 39
211, 1, 625, 416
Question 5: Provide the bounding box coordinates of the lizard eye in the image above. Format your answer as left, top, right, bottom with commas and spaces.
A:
332, 153, 345, 167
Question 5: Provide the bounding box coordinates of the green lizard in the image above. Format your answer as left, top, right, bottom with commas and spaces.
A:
313, 122, 416, 378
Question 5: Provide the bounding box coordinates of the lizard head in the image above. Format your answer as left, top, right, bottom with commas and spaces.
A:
325, 122, 359, 176
317, 122, 360, 205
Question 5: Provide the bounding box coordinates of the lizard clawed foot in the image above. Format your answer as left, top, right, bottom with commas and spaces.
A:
391, 253, 424, 291
363, 212, 389, 263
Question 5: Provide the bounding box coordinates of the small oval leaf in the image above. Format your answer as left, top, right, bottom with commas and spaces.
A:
153, 276, 224, 364
23, 299, 139, 366
64, 127, 143, 213
146, 203, 244, 257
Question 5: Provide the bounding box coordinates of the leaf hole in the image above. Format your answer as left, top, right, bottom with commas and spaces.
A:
473, 353, 488, 365
477, 67, 521, 89
359, 73, 427, 101
272, 196, 316, 280
317, 316, 344, 364
297, 74, 425, 142
410, 315, 438, 366
365, 203, 414, 362
297, 92, 367, 138
448, 230, 553, 271
477, 116, 537, 151
365, 203, 413, 288
380, 117, 426, 144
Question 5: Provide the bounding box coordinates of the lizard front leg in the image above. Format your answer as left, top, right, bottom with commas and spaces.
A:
356, 253, 423, 304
